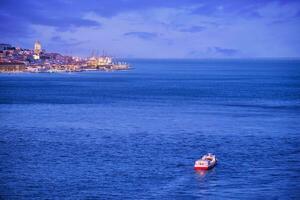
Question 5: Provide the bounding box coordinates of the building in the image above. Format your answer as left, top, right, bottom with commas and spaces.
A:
0, 62, 26, 72
0, 44, 12, 51
33, 41, 41, 60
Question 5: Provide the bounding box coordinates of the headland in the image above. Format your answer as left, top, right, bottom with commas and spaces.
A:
0, 41, 130, 73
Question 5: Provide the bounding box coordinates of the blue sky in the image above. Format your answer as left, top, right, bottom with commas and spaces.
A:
1, 0, 300, 58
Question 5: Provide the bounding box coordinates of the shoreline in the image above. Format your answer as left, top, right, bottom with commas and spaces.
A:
0, 64, 131, 74
0, 68, 132, 74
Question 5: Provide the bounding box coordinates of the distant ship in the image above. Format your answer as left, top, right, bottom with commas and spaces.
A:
86, 56, 129, 70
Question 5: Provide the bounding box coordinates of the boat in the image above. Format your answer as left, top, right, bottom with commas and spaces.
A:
194, 153, 217, 170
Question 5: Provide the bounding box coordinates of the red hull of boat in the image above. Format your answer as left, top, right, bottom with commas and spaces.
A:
194, 163, 216, 170
194, 166, 208, 170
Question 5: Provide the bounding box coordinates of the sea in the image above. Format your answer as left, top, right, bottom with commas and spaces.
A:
0, 59, 300, 199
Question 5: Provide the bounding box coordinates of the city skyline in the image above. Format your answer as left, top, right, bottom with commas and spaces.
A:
1, 0, 300, 58
0, 41, 130, 73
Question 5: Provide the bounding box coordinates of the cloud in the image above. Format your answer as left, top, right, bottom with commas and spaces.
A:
34, 18, 101, 31
212, 47, 239, 56
0, 0, 276, 25
188, 47, 240, 58
0, 0, 101, 33
0, 13, 32, 39
178, 26, 205, 33
123, 32, 159, 40
190, 1, 264, 19
50, 36, 86, 47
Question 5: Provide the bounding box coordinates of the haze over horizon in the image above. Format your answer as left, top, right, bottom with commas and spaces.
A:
1, 0, 300, 58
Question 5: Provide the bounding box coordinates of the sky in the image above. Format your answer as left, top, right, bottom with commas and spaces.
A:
1, 0, 300, 58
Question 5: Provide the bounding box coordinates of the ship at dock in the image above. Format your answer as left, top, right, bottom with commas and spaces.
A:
86, 55, 130, 71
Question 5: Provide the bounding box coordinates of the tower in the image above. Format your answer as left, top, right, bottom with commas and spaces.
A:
33, 40, 41, 60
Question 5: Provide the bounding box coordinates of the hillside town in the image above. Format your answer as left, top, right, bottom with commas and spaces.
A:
0, 41, 130, 73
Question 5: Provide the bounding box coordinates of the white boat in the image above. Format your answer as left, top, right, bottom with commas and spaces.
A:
194, 153, 217, 170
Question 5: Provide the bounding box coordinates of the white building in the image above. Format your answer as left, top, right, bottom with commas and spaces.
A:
33, 41, 41, 60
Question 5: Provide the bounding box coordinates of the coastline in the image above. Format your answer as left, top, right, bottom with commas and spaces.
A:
0, 63, 131, 73
0, 67, 131, 74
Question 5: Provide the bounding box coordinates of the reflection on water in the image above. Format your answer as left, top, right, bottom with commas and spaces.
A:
195, 170, 208, 177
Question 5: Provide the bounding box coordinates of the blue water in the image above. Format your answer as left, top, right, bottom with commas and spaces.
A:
0, 59, 300, 199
